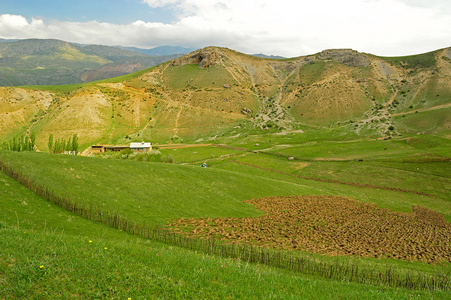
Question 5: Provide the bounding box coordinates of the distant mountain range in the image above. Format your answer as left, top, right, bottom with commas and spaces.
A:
251, 53, 286, 59
0, 39, 195, 86
118, 45, 196, 56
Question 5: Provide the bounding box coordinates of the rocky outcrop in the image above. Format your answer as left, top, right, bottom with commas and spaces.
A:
171, 48, 219, 68
445, 47, 451, 59
317, 49, 371, 67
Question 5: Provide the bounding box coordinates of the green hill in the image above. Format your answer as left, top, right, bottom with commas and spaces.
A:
0, 46, 450, 152
0, 39, 179, 86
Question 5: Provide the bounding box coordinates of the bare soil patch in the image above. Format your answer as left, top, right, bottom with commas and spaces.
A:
168, 195, 451, 263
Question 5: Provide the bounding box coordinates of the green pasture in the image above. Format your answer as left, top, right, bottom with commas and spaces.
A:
158, 145, 245, 164
0, 151, 321, 225
393, 108, 451, 135
1, 157, 450, 299
224, 154, 451, 220
1, 129, 450, 298
262, 135, 451, 161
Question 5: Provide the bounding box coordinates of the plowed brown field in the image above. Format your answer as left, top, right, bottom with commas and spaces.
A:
168, 196, 451, 263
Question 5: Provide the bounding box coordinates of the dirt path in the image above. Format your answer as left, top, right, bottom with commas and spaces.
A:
389, 102, 451, 117
383, 88, 399, 108
133, 100, 140, 127
173, 106, 183, 135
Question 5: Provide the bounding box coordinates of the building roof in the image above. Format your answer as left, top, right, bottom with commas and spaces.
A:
130, 142, 152, 148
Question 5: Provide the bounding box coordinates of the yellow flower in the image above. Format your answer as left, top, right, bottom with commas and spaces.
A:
89, 240, 92, 243
104, 247, 107, 250
39, 265, 44, 269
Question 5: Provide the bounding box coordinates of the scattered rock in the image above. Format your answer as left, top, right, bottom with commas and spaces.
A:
288, 157, 295, 161
223, 84, 230, 89
241, 107, 253, 115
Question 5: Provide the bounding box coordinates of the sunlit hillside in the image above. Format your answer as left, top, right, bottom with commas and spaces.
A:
0, 46, 450, 152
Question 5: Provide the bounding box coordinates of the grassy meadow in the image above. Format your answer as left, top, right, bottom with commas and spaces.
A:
1, 127, 451, 298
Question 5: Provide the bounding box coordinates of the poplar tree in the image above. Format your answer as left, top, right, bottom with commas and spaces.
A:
71, 134, 78, 153
48, 134, 54, 152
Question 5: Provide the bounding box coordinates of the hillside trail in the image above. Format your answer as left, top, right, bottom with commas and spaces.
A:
26, 122, 41, 151
355, 88, 399, 135
173, 106, 183, 136
389, 102, 451, 117
383, 88, 399, 108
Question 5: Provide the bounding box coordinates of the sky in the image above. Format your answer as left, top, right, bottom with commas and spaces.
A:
0, 0, 450, 57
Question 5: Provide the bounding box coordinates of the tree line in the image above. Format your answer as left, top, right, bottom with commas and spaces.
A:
48, 134, 79, 154
1, 133, 79, 154
1, 133, 36, 152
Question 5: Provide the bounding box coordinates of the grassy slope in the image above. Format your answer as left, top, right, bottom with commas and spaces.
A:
1, 168, 449, 299
0, 151, 322, 225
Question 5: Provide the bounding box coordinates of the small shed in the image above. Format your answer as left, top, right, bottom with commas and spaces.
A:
91, 145, 105, 154
130, 142, 152, 152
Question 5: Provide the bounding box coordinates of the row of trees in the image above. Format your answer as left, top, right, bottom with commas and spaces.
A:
1, 133, 79, 154
48, 134, 79, 154
1, 133, 36, 152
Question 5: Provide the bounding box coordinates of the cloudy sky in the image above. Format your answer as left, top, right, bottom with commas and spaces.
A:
0, 0, 450, 57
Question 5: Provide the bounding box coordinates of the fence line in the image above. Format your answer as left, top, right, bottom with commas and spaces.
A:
0, 158, 448, 291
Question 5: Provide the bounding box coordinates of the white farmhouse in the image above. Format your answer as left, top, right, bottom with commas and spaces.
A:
130, 142, 152, 152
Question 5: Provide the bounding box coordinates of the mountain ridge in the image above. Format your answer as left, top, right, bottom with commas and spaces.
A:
0, 39, 182, 86
0, 45, 450, 151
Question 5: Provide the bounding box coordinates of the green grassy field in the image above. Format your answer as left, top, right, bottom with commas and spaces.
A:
1, 128, 450, 298
1, 156, 450, 299
0, 151, 322, 225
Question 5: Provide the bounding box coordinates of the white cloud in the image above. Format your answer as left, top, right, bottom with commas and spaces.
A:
0, 0, 450, 57
0, 14, 29, 28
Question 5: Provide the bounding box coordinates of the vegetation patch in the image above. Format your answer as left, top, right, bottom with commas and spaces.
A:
381, 51, 437, 70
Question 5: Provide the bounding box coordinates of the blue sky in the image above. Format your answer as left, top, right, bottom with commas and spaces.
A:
0, 0, 450, 57
1, 0, 176, 24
